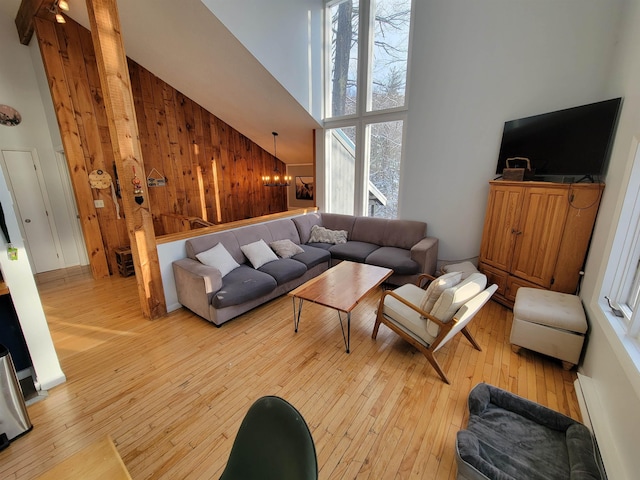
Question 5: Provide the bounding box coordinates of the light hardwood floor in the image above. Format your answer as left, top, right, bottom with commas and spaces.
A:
0, 269, 581, 479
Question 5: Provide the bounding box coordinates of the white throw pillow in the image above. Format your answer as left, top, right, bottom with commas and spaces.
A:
270, 239, 304, 258
427, 272, 488, 337
241, 239, 279, 269
419, 271, 462, 314
308, 225, 348, 244
195, 242, 240, 277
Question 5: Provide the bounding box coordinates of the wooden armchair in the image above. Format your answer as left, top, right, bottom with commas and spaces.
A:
372, 272, 497, 384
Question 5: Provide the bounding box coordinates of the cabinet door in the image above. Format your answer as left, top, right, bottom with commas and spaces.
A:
511, 186, 569, 287
479, 184, 523, 271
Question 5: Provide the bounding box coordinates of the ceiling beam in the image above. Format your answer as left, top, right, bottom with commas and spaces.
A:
15, 0, 51, 45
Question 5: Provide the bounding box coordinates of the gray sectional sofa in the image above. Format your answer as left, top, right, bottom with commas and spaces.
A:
172, 212, 438, 326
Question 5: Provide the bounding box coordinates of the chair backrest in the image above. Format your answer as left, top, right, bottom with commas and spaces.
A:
433, 284, 498, 352
219, 396, 318, 480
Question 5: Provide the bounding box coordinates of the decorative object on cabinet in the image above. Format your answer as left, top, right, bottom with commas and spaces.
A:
478, 180, 603, 308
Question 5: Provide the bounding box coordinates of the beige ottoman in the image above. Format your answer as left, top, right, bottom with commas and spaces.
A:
510, 288, 588, 370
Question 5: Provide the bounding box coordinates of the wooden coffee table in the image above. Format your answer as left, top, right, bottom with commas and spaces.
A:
289, 261, 393, 353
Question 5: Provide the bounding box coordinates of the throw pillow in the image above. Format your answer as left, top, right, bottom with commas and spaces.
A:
419, 271, 462, 314
270, 239, 304, 258
427, 272, 487, 337
308, 225, 348, 244
241, 239, 279, 269
195, 242, 240, 277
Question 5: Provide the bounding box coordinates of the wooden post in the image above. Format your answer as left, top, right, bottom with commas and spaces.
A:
85, 0, 166, 319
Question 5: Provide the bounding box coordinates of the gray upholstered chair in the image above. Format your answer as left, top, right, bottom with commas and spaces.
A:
372, 272, 497, 384
456, 383, 603, 480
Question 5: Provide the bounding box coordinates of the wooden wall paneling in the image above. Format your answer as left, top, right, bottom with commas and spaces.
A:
161, 81, 188, 221
60, 20, 122, 276
132, 64, 164, 231
200, 112, 216, 224
33, 17, 110, 279
192, 102, 209, 221
156, 79, 182, 226
148, 74, 174, 233
216, 120, 234, 223
208, 114, 224, 224
172, 92, 195, 220
78, 25, 129, 253
178, 94, 202, 219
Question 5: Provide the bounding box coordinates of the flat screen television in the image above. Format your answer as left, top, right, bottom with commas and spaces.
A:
495, 97, 622, 179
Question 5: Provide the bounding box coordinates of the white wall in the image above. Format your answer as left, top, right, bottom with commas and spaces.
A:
201, 0, 324, 121
0, 10, 68, 390
577, 0, 640, 477
402, 0, 622, 262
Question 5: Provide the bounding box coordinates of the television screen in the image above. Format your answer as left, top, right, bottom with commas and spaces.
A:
495, 97, 622, 178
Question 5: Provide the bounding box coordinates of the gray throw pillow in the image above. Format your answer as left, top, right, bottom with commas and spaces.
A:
270, 239, 304, 258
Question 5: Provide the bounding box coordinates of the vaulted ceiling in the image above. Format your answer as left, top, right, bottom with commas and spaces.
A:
6, 0, 321, 164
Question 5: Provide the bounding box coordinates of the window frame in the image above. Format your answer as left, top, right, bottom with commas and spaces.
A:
323, 0, 414, 217
600, 136, 640, 360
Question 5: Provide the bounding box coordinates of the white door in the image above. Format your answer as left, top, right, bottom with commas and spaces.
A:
1, 150, 62, 273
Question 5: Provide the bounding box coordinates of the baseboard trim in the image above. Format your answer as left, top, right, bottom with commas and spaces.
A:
575, 373, 621, 480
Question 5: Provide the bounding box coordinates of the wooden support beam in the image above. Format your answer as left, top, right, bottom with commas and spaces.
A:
34, 17, 111, 280
85, 0, 166, 319
15, 0, 50, 45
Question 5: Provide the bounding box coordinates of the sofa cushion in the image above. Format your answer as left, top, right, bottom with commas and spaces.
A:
292, 213, 323, 244
195, 242, 241, 277
259, 258, 308, 285
270, 239, 305, 258
212, 265, 277, 308
308, 225, 348, 244
292, 245, 331, 269
320, 213, 356, 236
351, 217, 426, 249
241, 240, 279, 269
307, 242, 332, 251
266, 218, 301, 243
186, 231, 242, 263
365, 246, 420, 275
329, 241, 380, 263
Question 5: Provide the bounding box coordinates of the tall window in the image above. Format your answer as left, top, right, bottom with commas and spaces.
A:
324, 0, 413, 218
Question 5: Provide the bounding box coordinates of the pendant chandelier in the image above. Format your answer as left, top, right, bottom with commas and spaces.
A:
262, 132, 291, 187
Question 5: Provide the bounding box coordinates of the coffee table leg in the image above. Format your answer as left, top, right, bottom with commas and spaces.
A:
337, 311, 350, 353
293, 297, 304, 332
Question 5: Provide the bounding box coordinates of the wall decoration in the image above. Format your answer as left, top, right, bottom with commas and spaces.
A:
147, 168, 166, 187
88, 169, 112, 189
287, 165, 314, 209
295, 176, 314, 200
0, 105, 22, 127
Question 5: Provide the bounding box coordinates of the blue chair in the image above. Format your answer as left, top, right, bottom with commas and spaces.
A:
219, 396, 318, 480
